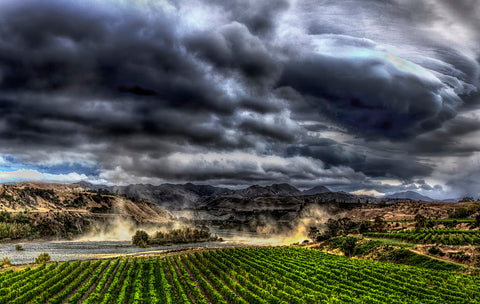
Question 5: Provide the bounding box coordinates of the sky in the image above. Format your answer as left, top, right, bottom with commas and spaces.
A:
0, 0, 479, 199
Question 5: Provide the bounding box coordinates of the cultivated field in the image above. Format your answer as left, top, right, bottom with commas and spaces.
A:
1, 247, 479, 304
365, 229, 480, 245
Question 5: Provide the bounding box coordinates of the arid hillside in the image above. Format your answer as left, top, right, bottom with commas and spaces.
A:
0, 182, 172, 223
342, 201, 480, 222
0, 182, 173, 241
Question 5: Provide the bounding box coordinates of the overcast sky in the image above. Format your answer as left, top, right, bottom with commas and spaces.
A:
0, 0, 479, 198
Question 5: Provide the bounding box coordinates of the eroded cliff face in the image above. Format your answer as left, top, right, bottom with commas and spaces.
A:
0, 182, 173, 240
0, 182, 172, 221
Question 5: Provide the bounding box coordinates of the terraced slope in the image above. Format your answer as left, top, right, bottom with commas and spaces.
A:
365, 229, 480, 245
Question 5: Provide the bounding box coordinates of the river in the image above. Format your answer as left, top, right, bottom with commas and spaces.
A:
0, 230, 288, 265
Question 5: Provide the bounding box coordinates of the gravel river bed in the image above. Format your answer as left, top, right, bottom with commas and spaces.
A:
0, 240, 234, 265
0, 230, 287, 265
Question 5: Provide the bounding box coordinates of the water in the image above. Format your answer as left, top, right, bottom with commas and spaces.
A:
0, 240, 232, 265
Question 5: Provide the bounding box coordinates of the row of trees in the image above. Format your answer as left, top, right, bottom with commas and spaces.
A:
0, 222, 32, 240
308, 216, 387, 242
133, 228, 222, 247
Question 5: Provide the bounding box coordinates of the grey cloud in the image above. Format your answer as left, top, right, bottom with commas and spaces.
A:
1, 0, 480, 198
186, 22, 280, 88
277, 52, 461, 139
286, 141, 433, 180
0, 0, 234, 113
99, 152, 368, 188
208, 0, 289, 36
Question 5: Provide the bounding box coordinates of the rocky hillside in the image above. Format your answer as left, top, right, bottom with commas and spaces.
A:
0, 182, 172, 223
221, 183, 303, 198
77, 182, 230, 210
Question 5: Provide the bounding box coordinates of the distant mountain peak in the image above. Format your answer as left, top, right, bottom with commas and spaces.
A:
225, 183, 302, 198
384, 191, 433, 202
302, 185, 331, 195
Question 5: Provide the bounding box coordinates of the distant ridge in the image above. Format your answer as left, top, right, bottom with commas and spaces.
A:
302, 185, 330, 195
75, 181, 416, 210
224, 183, 302, 198
384, 191, 434, 202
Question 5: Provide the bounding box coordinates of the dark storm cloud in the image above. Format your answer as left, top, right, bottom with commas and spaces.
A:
286, 141, 433, 180
238, 115, 297, 142
0, 0, 294, 171
405, 116, 480, 155
0, 0, 479, 196
278, 53, 459, 139
0, 0, 242, 155
283, 0, 480, 140
186, 22, 280, 89
0, 0, 234, 114
208, 0, 289, 36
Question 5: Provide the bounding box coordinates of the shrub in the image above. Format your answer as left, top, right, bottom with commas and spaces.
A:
428, 246, 444, 256
35, 252, 51, 264
132, 230, 149, 248
448, 207, 471, 218
0, 257, 11, 267
15, 244, 23, 251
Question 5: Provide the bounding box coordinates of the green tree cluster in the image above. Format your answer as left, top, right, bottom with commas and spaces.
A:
132, 228, 221, 247
35, 252, 51, 264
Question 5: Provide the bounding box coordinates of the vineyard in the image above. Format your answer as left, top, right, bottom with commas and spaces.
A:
1, 247, 479, 303
365, 229, 480, 245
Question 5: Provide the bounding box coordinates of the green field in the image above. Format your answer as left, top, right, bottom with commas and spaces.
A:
365, 228, 480, 245
0, 247, 479, 304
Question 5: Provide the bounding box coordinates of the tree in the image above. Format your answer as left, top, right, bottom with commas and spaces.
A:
372, 216, 386, 232
358, 221, 371, 233
308, 226, 322, 241
414, 214, 427, 231
1, 257, 11, 267
35, 252, 51, 264
339, 237, 357, 257
132, 230, 149, 248
473, 214, 480, 228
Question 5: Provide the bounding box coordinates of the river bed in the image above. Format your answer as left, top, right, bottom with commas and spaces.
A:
0, 240, 236, 265
0, 230, 288, 265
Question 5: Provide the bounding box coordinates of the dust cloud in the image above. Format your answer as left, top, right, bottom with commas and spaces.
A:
75, 205, 331, 246
217, 204, 331, 246
75, 217, 171, 242
280, 204, 330, 245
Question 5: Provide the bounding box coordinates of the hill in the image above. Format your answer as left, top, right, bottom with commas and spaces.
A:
77, 182, 230, 210
222, 183, 302, 198
0, 182, 172, 240
384, 191, 434, 202
0, 182, 172, 223
302, 185, 331, 195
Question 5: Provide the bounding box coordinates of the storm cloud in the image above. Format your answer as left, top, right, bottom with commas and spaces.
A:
0, 0, 479, 198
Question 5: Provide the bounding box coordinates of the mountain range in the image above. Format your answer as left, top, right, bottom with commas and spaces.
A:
75, 182, 434, 210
